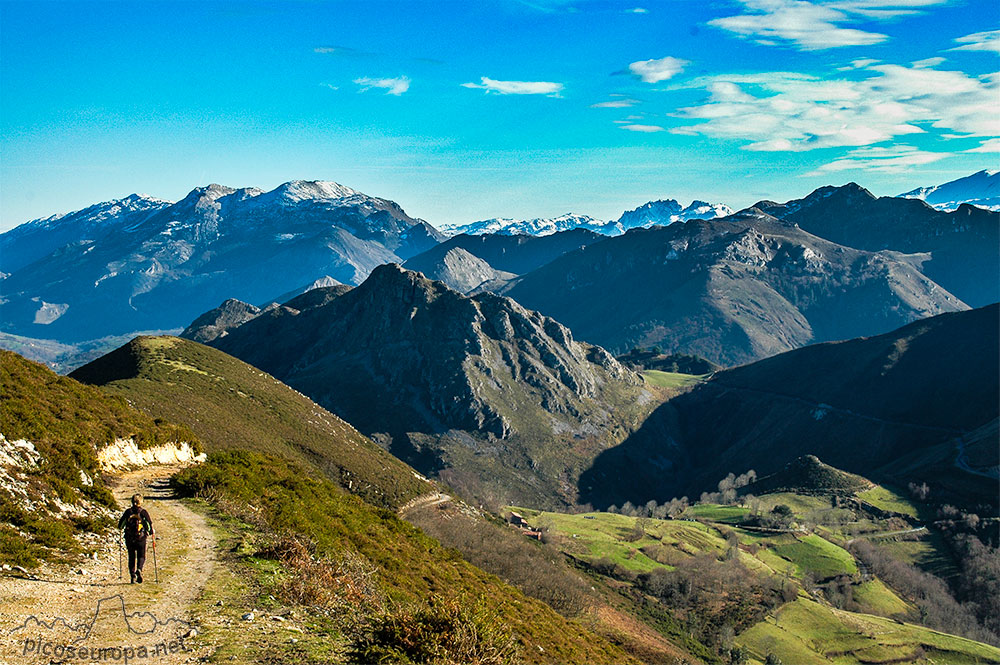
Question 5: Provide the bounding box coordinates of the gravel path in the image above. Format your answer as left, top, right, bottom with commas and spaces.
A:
0, 464, 215, 665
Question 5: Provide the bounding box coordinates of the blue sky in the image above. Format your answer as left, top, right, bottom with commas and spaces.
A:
1, 0, 997, 231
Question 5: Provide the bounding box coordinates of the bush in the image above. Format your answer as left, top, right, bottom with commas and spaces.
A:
349, 595, 520, 665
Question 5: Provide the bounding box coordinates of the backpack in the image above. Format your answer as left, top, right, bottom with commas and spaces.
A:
125, 508, 145, 540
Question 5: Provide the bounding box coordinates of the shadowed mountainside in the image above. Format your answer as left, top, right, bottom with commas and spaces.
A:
581, 304, 999, 510
206, 263, 658, 509
504, 208, 967, 365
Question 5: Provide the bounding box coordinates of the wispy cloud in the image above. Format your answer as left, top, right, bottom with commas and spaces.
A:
673, 63, 999, 152
628, 56, 688, 83
837, 58, 880, 71
590, 98, 640, 108
621, 124, 665, 132
709, 0, 949, 51
949, 30, 1000, 54
965, 138, 1000, 153
461, 77, 564, 96
354, 76, 411, 95
314, 45, 371, 57
808, 145, 949, 174
627, 7, 649, 13
319, 83, 339, 91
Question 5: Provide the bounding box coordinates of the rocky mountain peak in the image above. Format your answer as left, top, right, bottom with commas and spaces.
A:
271, 180, 362, 203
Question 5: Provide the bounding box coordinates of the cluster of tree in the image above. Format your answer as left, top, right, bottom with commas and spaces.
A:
937, 504, 988, 532
952, 534, 1000, 638
848, 539, 998, 646
635, 555, 794, 657
908, 481, 930, 501
607, 496, 690, 519
740, 504, 795, 530
699, 470, 757, 505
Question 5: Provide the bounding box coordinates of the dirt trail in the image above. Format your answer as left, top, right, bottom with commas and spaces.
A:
397, 491, 451, 518
0, 464, 215, 665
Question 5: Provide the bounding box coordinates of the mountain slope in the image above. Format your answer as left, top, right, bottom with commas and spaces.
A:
405, 229, 605, 276
208, 263, 656, 509
64, 338, 637, 664
899, 169, 1000, 211
0, 194, 169, 274
70, 336, 427, 510
580, 305, 999, 509
0, 180, 444, 342
0, 350, 198, 566
757, 182, 999, 306
504, 209, 966, 365
403, 246, 516, 294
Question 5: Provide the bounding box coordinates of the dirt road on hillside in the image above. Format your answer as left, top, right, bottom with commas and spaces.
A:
0, 465, 215, 665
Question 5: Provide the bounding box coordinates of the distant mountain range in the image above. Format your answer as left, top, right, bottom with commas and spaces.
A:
2, 173, 996, 373
899, 169, 999, 212
0, 180, 442, 341
193, 264, 656, 509
757, 182, 999, 307
502, 200, 970, 365
581, 304, 999, 510
439, 199, 733, 237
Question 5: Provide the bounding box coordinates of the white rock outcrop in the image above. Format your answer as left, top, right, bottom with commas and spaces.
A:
98, 438, 206, 470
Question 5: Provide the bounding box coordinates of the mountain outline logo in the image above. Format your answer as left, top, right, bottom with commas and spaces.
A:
9, 593, 190, 644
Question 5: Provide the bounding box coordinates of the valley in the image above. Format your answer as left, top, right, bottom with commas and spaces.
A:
2, 172, 997, 665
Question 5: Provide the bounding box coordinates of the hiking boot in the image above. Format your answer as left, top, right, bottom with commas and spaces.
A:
130, 572, 136, 584
136, 571, 143, 583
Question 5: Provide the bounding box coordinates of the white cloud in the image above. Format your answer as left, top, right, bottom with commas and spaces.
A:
912, 56, 945, 68
673, 63, 999, 152
950, 30, 1000, 54
461, 77, 564, 96
354, 76, 411, 95
314, 47, 338, 54
319, 83, 339, 91
627, 7, 649, 13
590, 98, 640, 108
965, 138, 1000, 153
708, 0, 949, 51
808, 145, 950, 174
628, 56, 688, 83
621, 124, 665, 132
709, 0, 887, 50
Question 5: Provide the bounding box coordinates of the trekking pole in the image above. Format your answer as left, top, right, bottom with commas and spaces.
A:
151, 535, 159, 583
118, 530, 123, 582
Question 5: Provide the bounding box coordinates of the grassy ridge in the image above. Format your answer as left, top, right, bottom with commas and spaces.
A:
739, 597, 1000, 665
174, 451, 635, 665
0, 350, 198, 567
72, 336, 427, 510
641, 370, 704, 389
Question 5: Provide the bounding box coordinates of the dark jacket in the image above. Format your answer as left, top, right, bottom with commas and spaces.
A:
118, 506, 153, 542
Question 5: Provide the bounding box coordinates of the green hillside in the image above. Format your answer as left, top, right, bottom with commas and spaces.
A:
0, 350, 198, 566
70, 336, 645, 662
71, 336, 427, 510
173, 451, 634, 664
511, 478, 1000, 665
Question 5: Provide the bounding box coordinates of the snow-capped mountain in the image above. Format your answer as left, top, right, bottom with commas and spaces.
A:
440, 213, 612, 237
440, 199, 732, 238
616, 199, 733, 231
0, 180, 443, 342
0, 194, 170, 273
899, 170, 1000, 211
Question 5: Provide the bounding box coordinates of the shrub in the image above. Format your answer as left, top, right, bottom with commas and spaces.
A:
349, 595, 520, 665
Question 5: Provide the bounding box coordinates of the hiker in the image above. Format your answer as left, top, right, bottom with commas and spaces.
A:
118, 494, 154, 583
